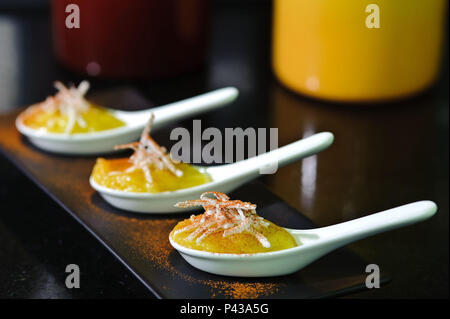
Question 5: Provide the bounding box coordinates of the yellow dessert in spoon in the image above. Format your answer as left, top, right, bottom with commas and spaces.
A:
91, 114, 211, 193
170, 192, 298, 254
21, 81, 124, 134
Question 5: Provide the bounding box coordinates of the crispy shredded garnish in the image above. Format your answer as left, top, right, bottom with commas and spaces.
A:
174, 192, 271, 248
39, 80, 91, 134
112, 113, 182, 183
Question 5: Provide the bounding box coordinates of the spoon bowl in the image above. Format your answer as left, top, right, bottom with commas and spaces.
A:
16, 87, 238, 155
90, 131, 334, 213
169, 200, 437, 277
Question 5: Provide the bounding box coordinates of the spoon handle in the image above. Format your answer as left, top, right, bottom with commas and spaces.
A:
120, 87, 239, 128
222, 132, 334, 178
312, 201, 437, 244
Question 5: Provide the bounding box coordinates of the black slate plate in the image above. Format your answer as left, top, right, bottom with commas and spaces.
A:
0, 89, 389, 298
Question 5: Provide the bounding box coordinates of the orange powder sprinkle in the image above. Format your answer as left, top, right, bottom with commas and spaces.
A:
107, 215, 283, 298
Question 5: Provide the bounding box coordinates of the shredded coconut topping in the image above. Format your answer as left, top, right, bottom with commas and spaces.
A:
174, 192, 271, 248
40, 80, 91, 134
112, 113, 183, 183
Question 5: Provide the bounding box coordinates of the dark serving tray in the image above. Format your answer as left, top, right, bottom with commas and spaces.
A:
0, 91, 388, 299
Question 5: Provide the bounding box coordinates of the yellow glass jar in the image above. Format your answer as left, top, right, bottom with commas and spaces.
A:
272, 0, 447, 102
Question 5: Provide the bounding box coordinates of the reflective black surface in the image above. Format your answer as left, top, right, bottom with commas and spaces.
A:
0, 1, 448, 298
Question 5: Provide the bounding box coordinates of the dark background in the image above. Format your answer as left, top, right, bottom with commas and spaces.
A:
0, 0, 448, 298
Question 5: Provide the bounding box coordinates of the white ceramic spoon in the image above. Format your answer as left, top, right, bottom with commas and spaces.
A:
169, 200, 437, 277
16, 87, 238, 155
90, 132, 334, 213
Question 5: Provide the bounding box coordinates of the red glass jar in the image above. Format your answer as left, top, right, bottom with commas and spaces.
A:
51, 0, 210, 79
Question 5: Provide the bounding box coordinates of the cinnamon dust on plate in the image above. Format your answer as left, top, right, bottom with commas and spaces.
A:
109, 215, 283, 298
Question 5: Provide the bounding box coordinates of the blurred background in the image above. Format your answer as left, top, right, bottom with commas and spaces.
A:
0, 0, 448, 298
